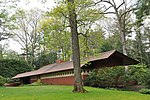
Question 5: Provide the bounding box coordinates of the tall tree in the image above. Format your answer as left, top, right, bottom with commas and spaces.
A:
41, 0, 103, 60
134, 0, 150, 65
41, 11, 71, 60
0, 0, 18, 41
95, 0, 136, 55
13, 8, 43, 66
67, 0, 86, 92
41, 0, 103, 92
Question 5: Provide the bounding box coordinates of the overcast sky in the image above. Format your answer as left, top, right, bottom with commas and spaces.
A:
17, 0, 56, 10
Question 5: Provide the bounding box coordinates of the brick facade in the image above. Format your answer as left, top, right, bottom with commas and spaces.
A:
29, 73, 89, 85
41, 76, 74, 85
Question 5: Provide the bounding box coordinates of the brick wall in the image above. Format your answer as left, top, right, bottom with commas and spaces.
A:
29, 69, 89, 85
41, 76, 75, 85
29, 75, 88, 85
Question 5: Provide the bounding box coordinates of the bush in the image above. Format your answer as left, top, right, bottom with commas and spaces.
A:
27, 82, 45, 86
0, 76, 6, 86
85, 64, 150, 88
0, 59, 33, 78
126, 65, 150, 87
139, 88, 150, 94
85, 66, 127, 88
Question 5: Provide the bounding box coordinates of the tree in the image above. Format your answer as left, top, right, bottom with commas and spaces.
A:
34, 52, 57, 69
0, 0, 17, 41
79, 26, 105, 57
40, 0, 104, 92
13, 8, 43, 66
135, 0, 150, 20
67, 0, 86, 92
95, 0, 136, 55
3, 50, 22, 60
0, 59, 32, 78
41, 11, 72, 61
134, 0, 150, 65
41, 0, 103, 59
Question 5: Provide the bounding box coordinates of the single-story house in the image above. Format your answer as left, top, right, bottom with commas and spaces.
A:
13, 50, 138, 85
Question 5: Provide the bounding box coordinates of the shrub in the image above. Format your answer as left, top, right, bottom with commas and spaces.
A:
27, 82, 45, 86
139, 88, 150, 94
85, 64, 150, 88
0, 76, 6, 86
126, 65, 150, 87
85, 66, 127, 88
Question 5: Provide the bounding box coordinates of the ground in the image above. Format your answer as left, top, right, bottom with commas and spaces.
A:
0, 85, 150, 100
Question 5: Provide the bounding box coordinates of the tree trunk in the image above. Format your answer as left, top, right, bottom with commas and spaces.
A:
137, 30, 143, 64
0, 45, 3, 59
67, 0, 86, 93
121, 31, 127, 55
117, 14, 127, 55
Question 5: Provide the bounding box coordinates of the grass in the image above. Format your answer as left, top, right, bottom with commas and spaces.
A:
0, 85, 150, 100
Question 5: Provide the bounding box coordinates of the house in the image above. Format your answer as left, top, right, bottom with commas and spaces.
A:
13, 50, 138, 85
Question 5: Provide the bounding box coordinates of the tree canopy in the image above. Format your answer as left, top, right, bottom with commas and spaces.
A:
0, 59, 32, 78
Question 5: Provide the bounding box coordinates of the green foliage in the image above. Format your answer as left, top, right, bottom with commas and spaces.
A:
139, 88, 150, 94
0, 0, 17, 41
79, 27, 105, 57
0, 59, 33, 78
85, 66, 126, 88
40, 0, 105, 60
85, 65, 150, 88
135, 0, 150, 20
127, 65, 150, 87
27, 82, 45, 86
34, 52, 57, 69
0, 76, 6, 86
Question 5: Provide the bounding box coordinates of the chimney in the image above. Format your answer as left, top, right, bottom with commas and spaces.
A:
55, 59, 64, 63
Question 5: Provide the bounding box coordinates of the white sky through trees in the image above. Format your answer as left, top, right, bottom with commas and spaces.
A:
3, 0, 56, 53
3, 0, 146, 53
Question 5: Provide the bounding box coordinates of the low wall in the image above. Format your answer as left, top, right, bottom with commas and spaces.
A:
30, 74, 88, 85
41, 76, 75, 85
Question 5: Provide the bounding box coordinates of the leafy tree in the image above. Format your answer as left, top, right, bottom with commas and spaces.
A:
134, 0, 150, 65
41, 0, 104, 92
41, 0, 103, 60
94, 0, 136, 55
13, 8, 44, 66
0, 0, 17, 41
3, 50, 23, 60
79, 27, 105, 57
0, 59, 33, 78
34, 52, 57, 69
135, 0, 150, 22
67, 0, 85, 92
41, 14, 72, 60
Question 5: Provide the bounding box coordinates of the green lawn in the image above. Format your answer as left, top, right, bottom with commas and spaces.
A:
0, 85, 150, 100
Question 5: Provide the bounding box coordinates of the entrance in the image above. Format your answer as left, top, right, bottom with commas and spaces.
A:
22, 77, 30, 84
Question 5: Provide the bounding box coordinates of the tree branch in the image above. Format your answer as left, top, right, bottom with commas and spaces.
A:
117, 2, 125, 10
93, 12, 116, 15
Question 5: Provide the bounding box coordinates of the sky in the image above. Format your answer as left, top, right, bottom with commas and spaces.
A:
17, 0, 56, 11
3, 0, 56, 53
